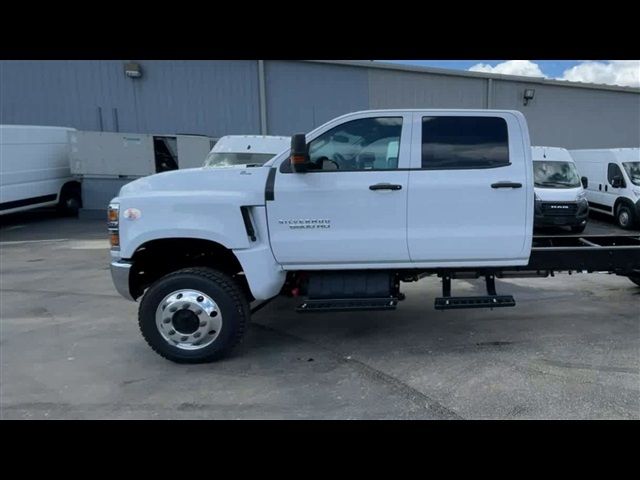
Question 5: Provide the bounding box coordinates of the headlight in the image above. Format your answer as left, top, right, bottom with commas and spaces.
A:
576, 191, 587, 201
107, 203, 120, 249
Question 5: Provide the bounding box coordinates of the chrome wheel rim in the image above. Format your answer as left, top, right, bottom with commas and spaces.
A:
155, 289, 222, 350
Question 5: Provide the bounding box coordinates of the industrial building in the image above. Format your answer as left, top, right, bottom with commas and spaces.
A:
2, 60, 639, 149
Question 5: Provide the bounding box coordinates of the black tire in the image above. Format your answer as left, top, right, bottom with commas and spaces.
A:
570, 225, 586, 234
628, 275, 640, 287
57, 184, 81, 217
138, 267, 250, 363
616, 204, 636, 230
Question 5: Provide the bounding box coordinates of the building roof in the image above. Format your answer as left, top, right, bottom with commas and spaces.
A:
306, 60, 640, 94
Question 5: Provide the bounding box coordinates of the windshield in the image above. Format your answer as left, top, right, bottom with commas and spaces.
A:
204, 152, 275, 167
533, 161, 581, 188
622, 162, 640, 186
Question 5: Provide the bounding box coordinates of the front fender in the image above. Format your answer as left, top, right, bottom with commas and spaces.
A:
117, 194, 252, 259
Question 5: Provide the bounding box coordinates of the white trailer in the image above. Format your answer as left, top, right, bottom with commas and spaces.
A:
0, 125, 81, 216
69, 131, 215, 213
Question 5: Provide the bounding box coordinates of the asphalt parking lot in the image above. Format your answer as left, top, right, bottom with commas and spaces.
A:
1, 210, 639, 419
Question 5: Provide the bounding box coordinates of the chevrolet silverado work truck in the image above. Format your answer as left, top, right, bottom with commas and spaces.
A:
108, 110, 640, 363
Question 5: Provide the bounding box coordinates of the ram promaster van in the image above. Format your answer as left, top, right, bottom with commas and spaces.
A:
569, 148, 640, 229
108, 110, 640, 363
1, 125, 81, 216
532, 146, 589, 233
203, 135, 290, 168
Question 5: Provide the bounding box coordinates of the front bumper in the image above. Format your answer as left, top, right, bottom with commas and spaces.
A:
535, 201, 589, 228
535, 213, 588, 227
110, 260, 135, 301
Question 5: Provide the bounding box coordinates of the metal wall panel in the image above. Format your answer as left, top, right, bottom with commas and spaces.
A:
2, 60, 639, 151
0, 60, 261, 137
492, 80, 640, 148
368, 69, 488, 109
264, 61, 369, 135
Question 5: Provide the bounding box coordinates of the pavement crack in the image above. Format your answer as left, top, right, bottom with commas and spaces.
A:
0, 288, 120, 299
251, 322, 463, 419
538, 359, 640, 375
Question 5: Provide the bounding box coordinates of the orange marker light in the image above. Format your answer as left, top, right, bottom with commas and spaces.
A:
109, 231, 120, 248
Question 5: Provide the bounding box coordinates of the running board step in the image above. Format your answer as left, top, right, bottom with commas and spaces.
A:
297, 297, 398, 313
435, 295, 516, 310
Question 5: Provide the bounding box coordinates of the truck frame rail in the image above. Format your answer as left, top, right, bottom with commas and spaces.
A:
527, 234, 640, 274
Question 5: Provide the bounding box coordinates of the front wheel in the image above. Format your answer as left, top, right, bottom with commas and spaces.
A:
616, 204, 636, 230
570, 224, 586, 234
138, 267, 250, 363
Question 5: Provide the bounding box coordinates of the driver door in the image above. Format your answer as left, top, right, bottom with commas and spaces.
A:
266, 112, 413, 267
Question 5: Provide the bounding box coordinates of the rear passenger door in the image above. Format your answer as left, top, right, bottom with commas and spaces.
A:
407, 112, 531, 265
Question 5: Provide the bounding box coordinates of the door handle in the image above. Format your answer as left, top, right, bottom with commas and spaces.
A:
491, 181, 522, 189
369, 183, 402, 191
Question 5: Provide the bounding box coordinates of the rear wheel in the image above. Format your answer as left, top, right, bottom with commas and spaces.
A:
138, 267, 250, 363
57, 183, 81, 217
616, 204, 636, 230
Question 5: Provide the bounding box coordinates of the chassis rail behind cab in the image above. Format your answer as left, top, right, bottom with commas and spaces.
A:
527, 234, 640, 274
426, 234, 640, 311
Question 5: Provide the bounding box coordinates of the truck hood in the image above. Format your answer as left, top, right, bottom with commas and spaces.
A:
118, 166, 271, 204
534, 186, 584, 202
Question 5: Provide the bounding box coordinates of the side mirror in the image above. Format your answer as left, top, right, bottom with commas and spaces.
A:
290, 133, 309, 173
611, 176, 623, 188
581, 176, 588, 189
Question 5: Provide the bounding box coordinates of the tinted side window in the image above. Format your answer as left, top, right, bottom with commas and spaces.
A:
307, 117, 403, 171
421, 117, 509, 169
607, 163, 625, 186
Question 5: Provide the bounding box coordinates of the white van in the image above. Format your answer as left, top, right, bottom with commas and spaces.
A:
569, 148, 640, 229
1, 125, 81, 216
532, 146, 589, 233
203, 135, 290, 168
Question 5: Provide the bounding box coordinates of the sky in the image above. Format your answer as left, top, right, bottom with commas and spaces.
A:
381, 60, 640, 88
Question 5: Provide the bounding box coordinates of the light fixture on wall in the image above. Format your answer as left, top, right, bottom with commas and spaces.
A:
523, 88, 535, 106
124, 62, 142, 79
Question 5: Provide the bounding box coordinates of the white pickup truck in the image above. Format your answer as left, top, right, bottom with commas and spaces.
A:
108, 109, 640, 363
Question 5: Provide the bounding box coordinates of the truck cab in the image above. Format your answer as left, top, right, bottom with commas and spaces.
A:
108, 109, 540, 362
532, 146, 589, 233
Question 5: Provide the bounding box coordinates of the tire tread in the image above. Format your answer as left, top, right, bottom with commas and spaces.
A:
138, 267, 249, 363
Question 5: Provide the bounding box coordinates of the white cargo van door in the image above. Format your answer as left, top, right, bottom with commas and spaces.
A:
267, 114, 412, 266
407, 112, 532, 266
